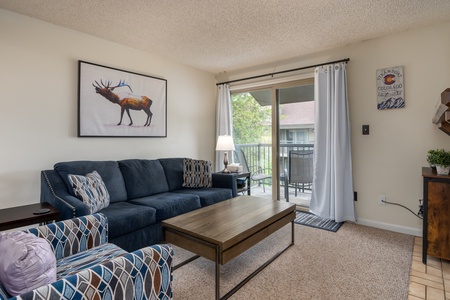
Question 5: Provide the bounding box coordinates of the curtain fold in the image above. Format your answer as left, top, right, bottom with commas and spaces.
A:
309, 62, 355, 222
215, 84, 233, 171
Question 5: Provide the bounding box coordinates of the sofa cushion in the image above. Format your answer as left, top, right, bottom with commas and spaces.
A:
0, 231, 56, 296
68, 171, 110, 213
129, 192, 201, 222
174, 188, 233, 207
182, 158, 213, 188
118, 159, 169, 198
158, 158, 186, 191
100, 202, 157, 239
55, 161, 127, 203
56, 243, 126, 280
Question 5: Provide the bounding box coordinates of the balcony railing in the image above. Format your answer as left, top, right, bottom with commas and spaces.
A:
235, 143, 314, 181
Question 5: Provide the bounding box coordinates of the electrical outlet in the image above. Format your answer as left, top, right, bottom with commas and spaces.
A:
418, 199, 424, 217
378, 195, 386, 205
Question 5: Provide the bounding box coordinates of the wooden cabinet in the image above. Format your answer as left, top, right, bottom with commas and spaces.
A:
422, 167, 450, 264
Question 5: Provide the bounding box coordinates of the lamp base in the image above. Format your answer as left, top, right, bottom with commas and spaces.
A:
222, 152, 230, 173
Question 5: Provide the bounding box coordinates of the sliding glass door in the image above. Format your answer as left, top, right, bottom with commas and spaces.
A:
231, 78, 314, 204
277, 82, 314, 210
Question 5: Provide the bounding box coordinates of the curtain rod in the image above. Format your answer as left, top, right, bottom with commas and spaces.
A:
216, 58, 350, 86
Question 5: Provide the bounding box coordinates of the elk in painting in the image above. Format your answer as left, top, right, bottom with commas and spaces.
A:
93, 80, 153, 126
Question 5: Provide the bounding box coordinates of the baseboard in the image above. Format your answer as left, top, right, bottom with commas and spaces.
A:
356, 218, 422, 237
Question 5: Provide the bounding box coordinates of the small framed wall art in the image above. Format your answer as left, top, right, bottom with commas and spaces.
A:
376, 65, 404, 110
78, 61, 167, 137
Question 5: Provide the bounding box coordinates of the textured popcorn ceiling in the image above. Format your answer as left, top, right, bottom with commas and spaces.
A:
1, 0, 450, 74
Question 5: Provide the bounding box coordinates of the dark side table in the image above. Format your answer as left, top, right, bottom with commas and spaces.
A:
214, 172, 251, 195
235, 172, 251, 195
0, 202, 61, 231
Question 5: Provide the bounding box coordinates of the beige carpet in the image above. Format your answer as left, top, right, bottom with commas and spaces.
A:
171, 222, 414, 300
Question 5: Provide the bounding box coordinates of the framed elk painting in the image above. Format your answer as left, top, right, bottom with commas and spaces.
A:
78, 61, 167, 137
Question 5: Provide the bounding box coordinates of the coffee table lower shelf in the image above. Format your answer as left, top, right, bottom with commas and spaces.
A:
168, 222, 294, 300
163, 196, 296, 300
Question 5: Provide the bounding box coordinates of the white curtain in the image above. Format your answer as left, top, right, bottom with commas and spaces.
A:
309, 62, 356, 222
215, 84, 233, 171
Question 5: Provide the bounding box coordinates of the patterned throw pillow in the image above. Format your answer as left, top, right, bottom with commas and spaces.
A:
68, 171, 110, 213
182, 159, 213, 188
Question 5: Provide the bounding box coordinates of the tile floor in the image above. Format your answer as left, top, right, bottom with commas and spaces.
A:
409, 237, 450, 299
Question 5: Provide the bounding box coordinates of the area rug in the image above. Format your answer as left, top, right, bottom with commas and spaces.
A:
294, 210, 343, 232
171, 223, 414, 300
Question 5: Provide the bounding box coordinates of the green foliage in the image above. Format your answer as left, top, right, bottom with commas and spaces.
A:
427, 149, 450, 167
232, 93, 271, 144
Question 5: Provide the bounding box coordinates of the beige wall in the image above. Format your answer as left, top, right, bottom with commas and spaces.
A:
217, 22, 450, 236
0, 9, 217, 209
2, 7, 449, 236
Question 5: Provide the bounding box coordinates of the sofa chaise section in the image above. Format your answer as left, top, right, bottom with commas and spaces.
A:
158, 158, 237, 205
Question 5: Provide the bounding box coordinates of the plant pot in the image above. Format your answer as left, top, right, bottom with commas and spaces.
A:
436, 165, 450, 175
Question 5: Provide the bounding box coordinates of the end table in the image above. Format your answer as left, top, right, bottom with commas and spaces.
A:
0, 202, 61, 231
214, 172, 251, 195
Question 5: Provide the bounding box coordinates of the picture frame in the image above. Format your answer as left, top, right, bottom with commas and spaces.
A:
376, 65, 404, 110
78, 61, 167, 137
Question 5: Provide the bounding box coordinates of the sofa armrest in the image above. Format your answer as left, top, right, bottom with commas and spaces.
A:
41, 170, 91, 219
10, 244, 173, 300
212, 173, 237, 197
27, 213, 108, 260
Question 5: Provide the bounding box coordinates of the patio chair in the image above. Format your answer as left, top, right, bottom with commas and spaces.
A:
237, 149, 272, 192
286, 149, 313, 201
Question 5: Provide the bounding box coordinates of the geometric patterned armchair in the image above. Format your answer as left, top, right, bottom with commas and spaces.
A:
0, 213, 173, 300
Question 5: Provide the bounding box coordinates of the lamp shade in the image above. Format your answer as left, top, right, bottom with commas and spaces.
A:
215, 135, 235, 151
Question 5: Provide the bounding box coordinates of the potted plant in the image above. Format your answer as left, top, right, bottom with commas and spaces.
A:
427, 149, 450, 175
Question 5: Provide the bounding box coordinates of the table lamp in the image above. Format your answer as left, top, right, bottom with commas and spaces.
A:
216, 135, 235, 173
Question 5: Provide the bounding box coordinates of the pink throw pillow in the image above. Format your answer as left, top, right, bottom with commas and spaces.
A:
0, 231, 56, 296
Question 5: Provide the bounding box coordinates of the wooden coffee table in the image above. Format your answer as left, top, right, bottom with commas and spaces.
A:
162, 195, 296, 300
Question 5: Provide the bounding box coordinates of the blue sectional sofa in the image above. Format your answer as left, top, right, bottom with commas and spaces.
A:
0, 213, 173, 300
40, 158, 237, 252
